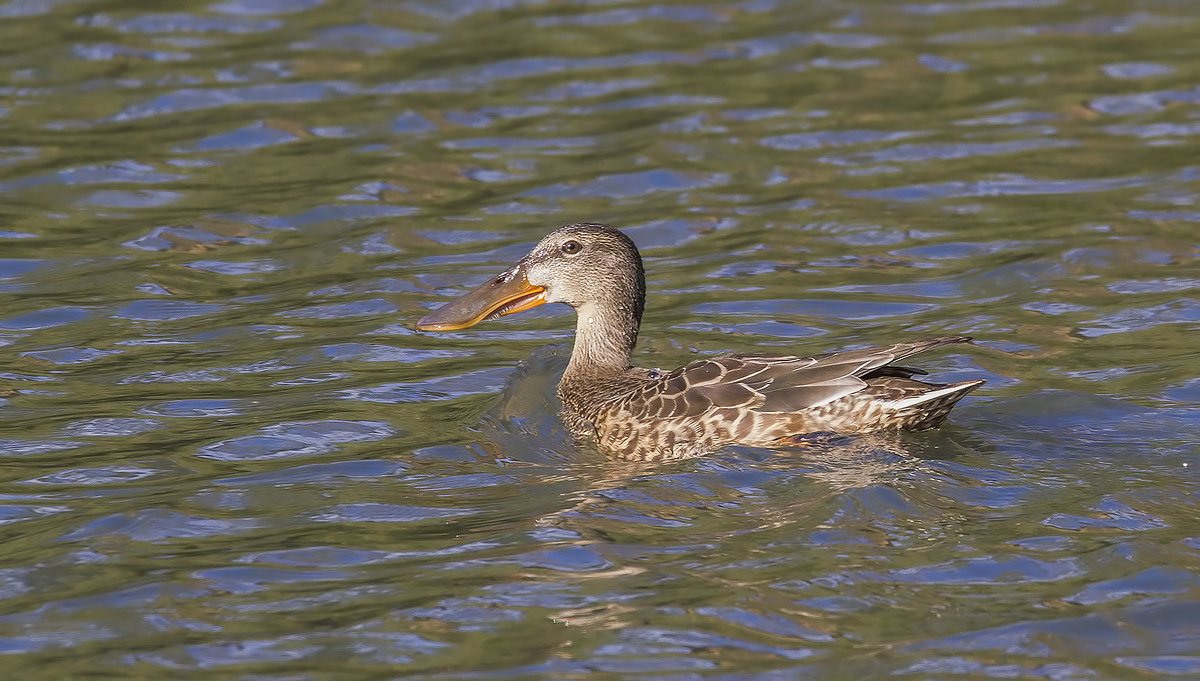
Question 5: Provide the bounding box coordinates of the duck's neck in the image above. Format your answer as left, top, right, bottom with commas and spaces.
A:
561, 299, 642, 387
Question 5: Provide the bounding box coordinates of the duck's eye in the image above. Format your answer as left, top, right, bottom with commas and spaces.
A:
561, 240, 582, 255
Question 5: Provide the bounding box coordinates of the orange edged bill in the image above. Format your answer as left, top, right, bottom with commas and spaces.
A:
416, 265, 546, 331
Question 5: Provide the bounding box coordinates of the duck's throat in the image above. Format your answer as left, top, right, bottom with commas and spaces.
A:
562, 300, 641, 384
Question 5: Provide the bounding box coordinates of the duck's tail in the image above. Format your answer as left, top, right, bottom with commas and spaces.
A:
867, 377, 986, 430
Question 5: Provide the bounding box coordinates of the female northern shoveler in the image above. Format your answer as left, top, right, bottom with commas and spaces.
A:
417, 223, 984, 460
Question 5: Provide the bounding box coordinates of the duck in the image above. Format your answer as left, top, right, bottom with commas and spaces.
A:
416, 223, 984, 460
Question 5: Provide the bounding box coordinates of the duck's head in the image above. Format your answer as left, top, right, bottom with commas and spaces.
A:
416, 223, 645, 332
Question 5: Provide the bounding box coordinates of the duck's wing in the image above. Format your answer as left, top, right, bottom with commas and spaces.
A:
623, 335, 975, 419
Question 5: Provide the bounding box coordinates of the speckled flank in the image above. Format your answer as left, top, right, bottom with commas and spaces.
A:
562, 336, 985, 461
577, 379, 985, 460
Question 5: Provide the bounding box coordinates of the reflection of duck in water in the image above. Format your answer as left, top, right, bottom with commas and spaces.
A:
417, 223, 984, 461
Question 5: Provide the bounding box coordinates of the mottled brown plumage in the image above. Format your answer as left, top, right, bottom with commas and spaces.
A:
417, 223, 984, 460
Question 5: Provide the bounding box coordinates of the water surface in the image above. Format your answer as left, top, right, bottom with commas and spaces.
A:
1, 0, 1198, 678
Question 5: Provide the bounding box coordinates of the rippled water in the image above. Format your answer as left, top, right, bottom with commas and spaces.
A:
2, 0, 1198, 677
